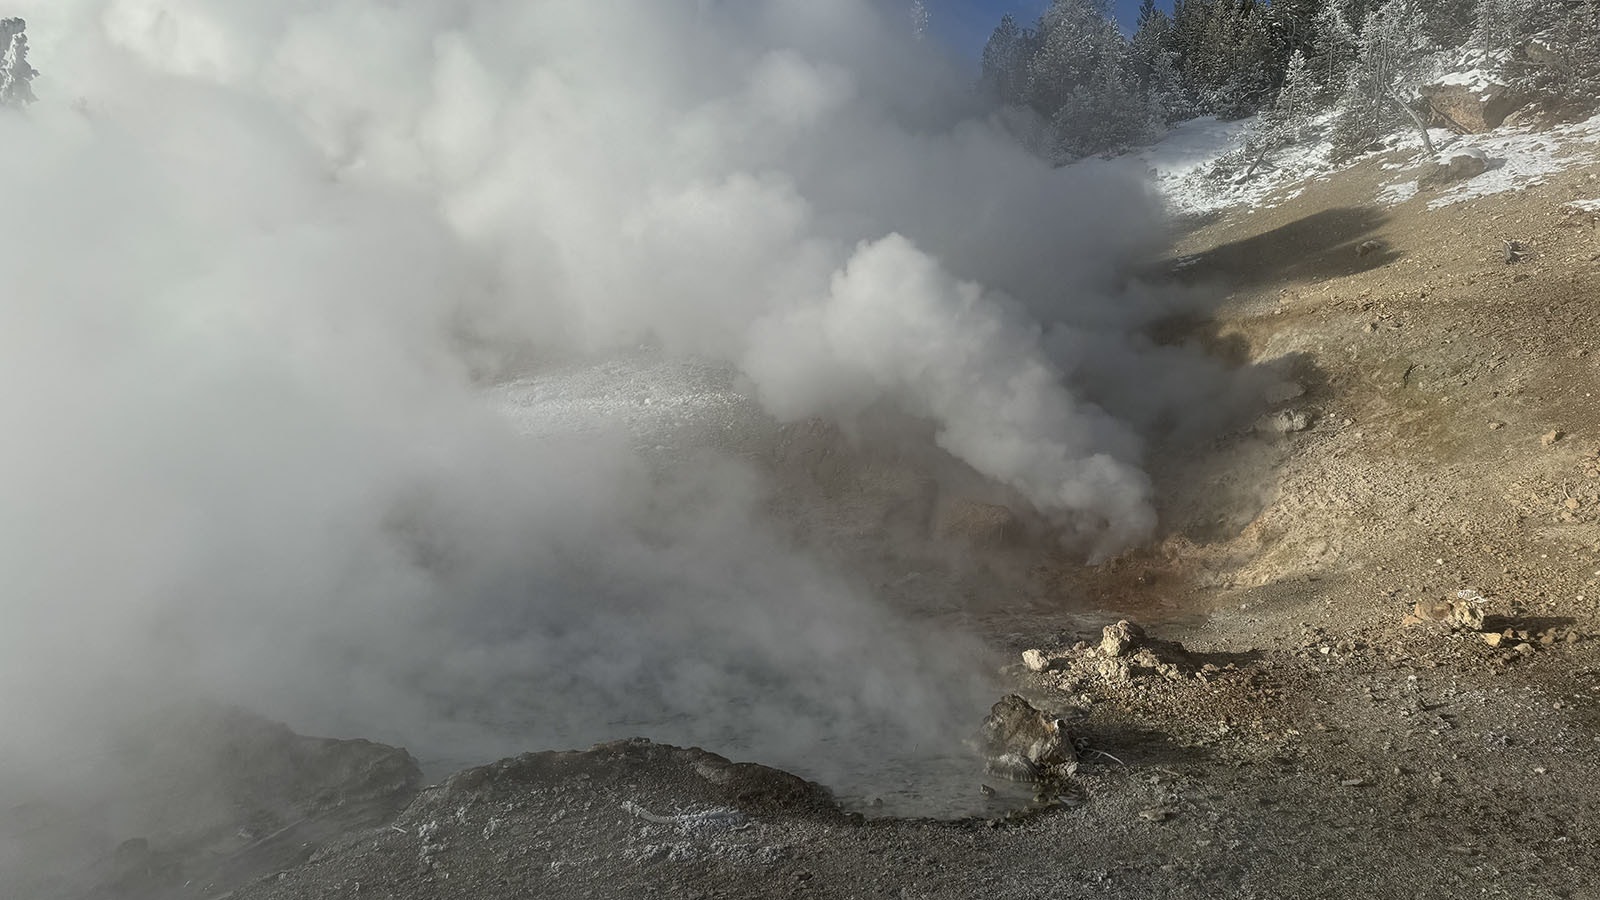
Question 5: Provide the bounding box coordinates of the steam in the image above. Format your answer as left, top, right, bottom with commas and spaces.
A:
0, 0, 1233, 841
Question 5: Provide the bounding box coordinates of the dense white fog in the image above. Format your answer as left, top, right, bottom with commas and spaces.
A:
0, 0, 1278, 827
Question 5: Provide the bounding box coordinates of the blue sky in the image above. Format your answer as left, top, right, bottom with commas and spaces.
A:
927, 0, 1161, 57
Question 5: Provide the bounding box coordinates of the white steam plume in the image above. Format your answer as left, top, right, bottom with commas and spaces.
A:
0, 0, 1236, 854
45, 0, 1165, 548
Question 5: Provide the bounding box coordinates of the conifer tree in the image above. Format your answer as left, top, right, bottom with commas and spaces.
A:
1331, 0, 1437, 158
1307, 0, 1359, 105
0, 18, 36, 109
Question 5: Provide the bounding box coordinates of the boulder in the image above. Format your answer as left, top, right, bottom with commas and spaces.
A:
1420, 147, 1488, 189
1421, 79, 1520, 133
978, 694, 1076, 782
1099, 620, 1145, 658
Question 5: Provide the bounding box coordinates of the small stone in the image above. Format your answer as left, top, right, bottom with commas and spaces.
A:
1565, 497, 1581, 511
980, 784, 996, 797
1022, 649, 1050, 672
1514, 643, 1535, 654
1540, 631, 1558, 646
1412, 600, 1453, 623
1097, 657, 1133, 684
1543, 430, 1565, 447
1138, 807, 1172, 823
1259, 409, 1314, 434
1449, 598, 1486, 631
1482, 633, 1505, 648
1339, 778, 1367, 788
1488, 421, 1505, 431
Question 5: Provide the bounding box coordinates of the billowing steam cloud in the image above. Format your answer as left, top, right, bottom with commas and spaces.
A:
0, 0, 1228, 843
56, 0, 1165, 545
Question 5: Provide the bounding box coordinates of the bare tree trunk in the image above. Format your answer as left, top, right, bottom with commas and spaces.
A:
1239, 141, 1273, 182
1387, 87, 1436, 155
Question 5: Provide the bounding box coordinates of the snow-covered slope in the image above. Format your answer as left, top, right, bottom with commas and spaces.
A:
1120, 112, 1600, 217
1385, 114, 1600, 210
1123, 115, 1334, 217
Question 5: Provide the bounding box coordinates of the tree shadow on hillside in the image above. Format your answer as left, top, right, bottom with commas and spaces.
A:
1165, 206, 1399, 289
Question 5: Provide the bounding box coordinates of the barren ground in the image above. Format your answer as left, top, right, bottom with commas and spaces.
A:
30, 146, 1600, 900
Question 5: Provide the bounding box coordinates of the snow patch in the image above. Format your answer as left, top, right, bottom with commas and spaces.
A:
1371, 115, 1600, 209
1119, 102, 1599, 219
1123, 115, 1334, 217
1432, 68, 1504, 100
1379, 180, 1419, 205
488, 353, 749, 443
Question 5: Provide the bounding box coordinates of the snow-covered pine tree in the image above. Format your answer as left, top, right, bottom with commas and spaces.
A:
1472, 0, 1536, 53
1420, 0, 1477, 47
1270, 0, 1323, 54
1210, 7, 1279, 118
1331, 0, 1437, 159
1167, 0, 1281, 119
0, 18, 36, 108
981, 14, 1034, 105
1307, 0, 1358, 105
1025, 0, 1116, 116
1050, 50, 1156, 159
1272, 48, 1323, 136
1520, 0, 1600, 116
1213, 49, 1322, 183
1130, 3, 1190, 123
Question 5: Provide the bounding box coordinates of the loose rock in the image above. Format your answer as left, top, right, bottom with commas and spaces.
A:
1258, 409, 1314, 434
979, 694, 1077, 783
1100, 621, 1145, 658
1420, 147, 1489, 189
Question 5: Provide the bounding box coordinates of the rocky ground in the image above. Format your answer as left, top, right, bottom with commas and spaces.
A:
19, 140, 1600, 899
